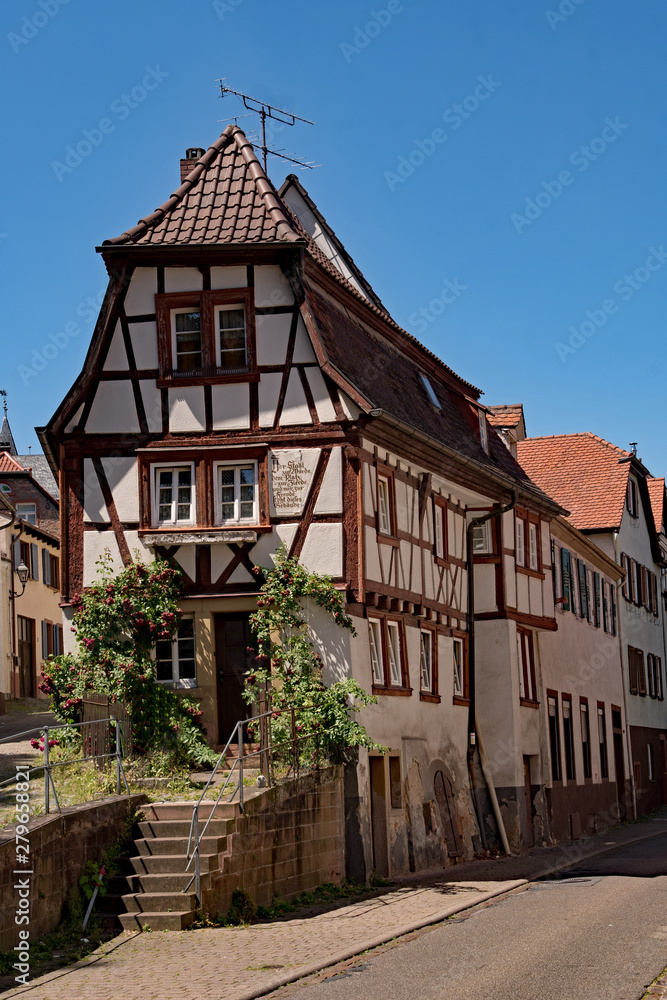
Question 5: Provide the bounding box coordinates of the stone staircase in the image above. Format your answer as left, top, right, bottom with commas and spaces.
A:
101, 801, 239, 931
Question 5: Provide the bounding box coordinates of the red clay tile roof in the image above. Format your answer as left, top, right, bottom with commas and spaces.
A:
487, 404, 524, 429
104, 126, 302, 247
647, 478, 665, 535
516, 433, 632, 531
0, 453, 25, 473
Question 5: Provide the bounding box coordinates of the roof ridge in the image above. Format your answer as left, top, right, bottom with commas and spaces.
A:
0, 452, 26, 472
520, 431, 630, 458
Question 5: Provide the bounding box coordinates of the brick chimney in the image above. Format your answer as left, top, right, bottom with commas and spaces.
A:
180, 147, 206, 182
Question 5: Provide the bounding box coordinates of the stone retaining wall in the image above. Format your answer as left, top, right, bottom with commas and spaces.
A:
0, 793, 146, 952
207, 766, 345, 916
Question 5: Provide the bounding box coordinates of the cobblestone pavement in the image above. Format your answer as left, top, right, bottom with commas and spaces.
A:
0, 703, 56, 783
646, 969, 667, 999
5, 812, 667, 1000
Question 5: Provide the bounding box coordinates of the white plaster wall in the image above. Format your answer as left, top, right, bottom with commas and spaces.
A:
211, 543, 235, 583
365, 525, 381, 582
62, 606, 76, 656
83, 531, 123, 586
123, 531, 153, 563
83, 458, 108, 523
300, 523, 343, 577
255, 313, 292, 366
102, 457, 139, 522
228, 563, 255, 585
139, 380, 162, 432
211, 266, 247, 289
86, 382, 140, 434
292, 318, 317, 363
103, 321, 128, 370
174, 545, 196, 581
305, 367, 337, 422
168, 388, 206, 432
339, 392, 361, 421
253, 265, 294, 308
211, 383, 250, 430
249, 524, 299, 568
164, 267, 203, 293
314, 448, 343, 515
474, 564, 497, 613
64, 403, 84, 434
504, 554, 517, 608
124, 268, 157, 316
394, 478, 409, 535
130, 322, 159, 369
280, 370, 312, 425
258, 372, 282, 428
475, 619, 523, 790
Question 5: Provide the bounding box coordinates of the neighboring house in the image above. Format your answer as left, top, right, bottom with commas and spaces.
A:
517, 433, 667, 818
0, 419, 62, 699
38, 125, 565, 876
486, 404, 526, 460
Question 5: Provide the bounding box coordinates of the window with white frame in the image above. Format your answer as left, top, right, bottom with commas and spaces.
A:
16, 502, 37, 526
517, 627, 538, 703
515, 516, 525, 566
420, 630, 433, 692
387, 621, 402, 685
172, 309, 203, 371
216, 305, 247, 371
529, 522, 539, 570
155, 618, 196, 687
377, 475, 392, 534
154, 465, 195, 526
453, 639, 465, 698
434, 499, 447, 561
418, 372, 441, 409
471, 520, 490, 554
369, 619, 384, 685
216, 462, 258, 524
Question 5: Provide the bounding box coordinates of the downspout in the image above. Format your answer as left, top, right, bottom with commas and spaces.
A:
466, 490, 517, 855
614, 530, 637, 820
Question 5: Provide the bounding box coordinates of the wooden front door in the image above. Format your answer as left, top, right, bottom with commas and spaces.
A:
370, 756, 389, 877
214, 613, 253, 744
17, 616, 34, 698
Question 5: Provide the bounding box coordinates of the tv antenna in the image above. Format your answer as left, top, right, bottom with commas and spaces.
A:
217, 81, 318, 174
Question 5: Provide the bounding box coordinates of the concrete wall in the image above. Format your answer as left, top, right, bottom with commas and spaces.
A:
0, 794, 146, 952
207, 766, 345, 916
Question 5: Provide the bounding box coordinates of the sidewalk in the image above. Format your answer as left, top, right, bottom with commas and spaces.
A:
5, 811, 667, 1000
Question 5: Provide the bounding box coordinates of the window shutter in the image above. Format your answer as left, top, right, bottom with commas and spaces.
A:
551, 540, 558, 602
578, 560, 589, 620
30, 543, 39, 581
12, 538, 20, 570
52, 625, 58, 656
638, 651, 647, 695
561, 548, 571, 612
629, 647, 638, 694
594, 573, 601, 627
621, 554, 629, 600
602, 582, 609, 632
41, 621, 48, 660
611, 586, 617, 636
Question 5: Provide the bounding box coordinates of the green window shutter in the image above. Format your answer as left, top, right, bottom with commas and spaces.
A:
578, 559, 589, 621
561, 548, 571, 612
611, 587, 617, 636
594, 573, 601, 627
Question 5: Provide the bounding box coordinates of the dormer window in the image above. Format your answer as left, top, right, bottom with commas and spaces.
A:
156, 288, 256, 387
478, 411, 489, 454
418, 373, 441, 409
627, 478, 638, 518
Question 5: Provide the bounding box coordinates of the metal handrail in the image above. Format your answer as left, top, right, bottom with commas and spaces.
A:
183, 706, 331, 902
0, 717, 131, 814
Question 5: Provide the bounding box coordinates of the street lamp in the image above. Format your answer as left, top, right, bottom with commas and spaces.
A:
9, 561, 29, 599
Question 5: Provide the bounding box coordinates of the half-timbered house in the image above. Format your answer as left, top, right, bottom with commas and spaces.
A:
39, 126, 563, 874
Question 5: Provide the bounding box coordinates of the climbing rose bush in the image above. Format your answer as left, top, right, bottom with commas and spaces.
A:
244, 544, 384, 761
40, 551, 216, 767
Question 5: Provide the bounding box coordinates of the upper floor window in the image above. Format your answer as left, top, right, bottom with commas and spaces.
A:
627, 478, 638, 518
16, 502, 37, 526
515, 516, 525, 566
368, 616, 408, 691
156, 288, 255, 386
528, 522, 539, 571
420, 629, 435, 694
517, 626, 538, 704
153, 464, 195, 527
216, 462, 258, 525
433, 497, 448, 563
452, 637, 468, 701
376, 467, 397, 539
470, 519, 491, 554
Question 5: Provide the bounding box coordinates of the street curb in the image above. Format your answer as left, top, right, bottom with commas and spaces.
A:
5, 820, 667, 999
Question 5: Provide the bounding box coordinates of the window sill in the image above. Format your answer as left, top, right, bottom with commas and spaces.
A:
453, 696, 470, 707
157, 682, 201, 694
372, 686, 412, 697
419, 692, 441, 703
140, 525, 272, 544
520, 698, 540, 709
156, 370, 260, 388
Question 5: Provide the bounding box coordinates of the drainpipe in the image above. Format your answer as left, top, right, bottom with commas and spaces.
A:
613, 530, 637, 820
466, 490, 517, 854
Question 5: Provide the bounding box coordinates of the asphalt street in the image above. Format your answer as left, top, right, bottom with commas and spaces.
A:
279, 830, 667, 1000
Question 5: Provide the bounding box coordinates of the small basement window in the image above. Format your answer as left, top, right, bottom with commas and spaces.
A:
418, 373, 441, 409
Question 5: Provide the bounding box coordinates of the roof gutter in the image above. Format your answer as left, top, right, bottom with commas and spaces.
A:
367, 409, 563, 516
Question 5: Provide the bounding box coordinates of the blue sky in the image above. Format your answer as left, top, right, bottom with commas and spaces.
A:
1, 0, 666, 473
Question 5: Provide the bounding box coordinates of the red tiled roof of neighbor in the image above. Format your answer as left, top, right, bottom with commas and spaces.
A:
516, 433, 632, 531
487, 404, 524, 429
647, 478, 665, 535
0, 453, 25, 473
